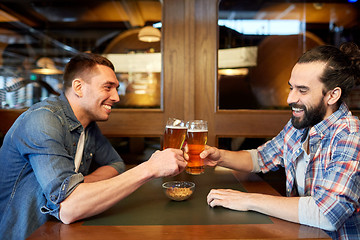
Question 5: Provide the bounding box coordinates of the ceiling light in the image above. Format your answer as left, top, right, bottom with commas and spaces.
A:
31, 57, 63, 75
218, 68, 249, 76
138, 26, 161, 42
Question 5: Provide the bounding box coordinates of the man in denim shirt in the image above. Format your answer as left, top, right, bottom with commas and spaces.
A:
0, 53, 187, 239
202, 43, 360, 240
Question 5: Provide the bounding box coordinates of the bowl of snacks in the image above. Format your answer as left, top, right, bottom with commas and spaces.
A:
162, 181, 195, 201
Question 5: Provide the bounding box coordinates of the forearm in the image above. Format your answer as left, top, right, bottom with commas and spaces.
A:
84, 165, 119, 183
218, 149, 254, 172
250, 194, 335, 230
59, 161, 154, 224
248, 193, 300, 223
207, 189, 299, 223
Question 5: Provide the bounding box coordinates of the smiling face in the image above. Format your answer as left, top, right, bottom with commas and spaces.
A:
287, 62, 333, 129
78, 64, 120, 126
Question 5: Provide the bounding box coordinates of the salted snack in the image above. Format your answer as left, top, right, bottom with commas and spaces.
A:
162, 181, 195, 201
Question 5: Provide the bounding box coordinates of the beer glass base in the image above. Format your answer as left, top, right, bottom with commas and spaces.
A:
185, 166, 204, 175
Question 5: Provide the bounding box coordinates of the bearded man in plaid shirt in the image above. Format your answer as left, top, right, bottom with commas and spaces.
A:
202, 43, 360, 240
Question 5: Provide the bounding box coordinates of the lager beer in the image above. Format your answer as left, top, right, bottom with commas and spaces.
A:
163, 118, 187, 150
163, 126, 187, 149
186, 120, 208, 175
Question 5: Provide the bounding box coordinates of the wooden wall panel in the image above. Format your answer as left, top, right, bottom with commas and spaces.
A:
215, 110, 291, 138
1, 0, 360, 149
194, 0, 218, 146
183, 0, 196, 122
96, 110, 164, 137
162, 0, 187, 121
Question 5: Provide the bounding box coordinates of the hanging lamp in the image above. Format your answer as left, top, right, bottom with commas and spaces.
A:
138, 26, 161, 42
31, 57, 63, 75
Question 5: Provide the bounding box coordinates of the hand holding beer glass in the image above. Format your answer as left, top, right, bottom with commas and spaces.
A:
185, 120, 208, 175
163, 118, 187, 150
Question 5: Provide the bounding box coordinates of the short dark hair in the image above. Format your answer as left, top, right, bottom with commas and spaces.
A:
63, 52, 115, 91
297, 42, 360, 106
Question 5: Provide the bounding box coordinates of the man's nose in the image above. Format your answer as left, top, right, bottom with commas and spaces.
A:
287, 90, 298, 105
111, 89, 120, 103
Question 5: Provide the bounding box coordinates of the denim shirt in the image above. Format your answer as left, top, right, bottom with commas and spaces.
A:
0, 93, 125, 240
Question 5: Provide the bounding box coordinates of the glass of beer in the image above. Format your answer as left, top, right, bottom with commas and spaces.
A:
185, 120, 208, 175
163, 118, 187, 150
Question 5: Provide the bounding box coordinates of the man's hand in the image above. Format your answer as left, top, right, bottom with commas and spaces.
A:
207, 189, 251, 211
145, 148, 187, 178
207, 188, 300, 224
199, 145, 222, 167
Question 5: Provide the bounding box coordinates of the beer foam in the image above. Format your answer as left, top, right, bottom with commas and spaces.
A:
166, 126, 187, 129
174, 119, 182, 126
187, 129, 208, 132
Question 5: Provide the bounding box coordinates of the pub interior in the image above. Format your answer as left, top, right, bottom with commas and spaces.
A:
0, 0, 359, 234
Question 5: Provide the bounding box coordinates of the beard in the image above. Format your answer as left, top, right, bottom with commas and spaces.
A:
290, 97, 327, 129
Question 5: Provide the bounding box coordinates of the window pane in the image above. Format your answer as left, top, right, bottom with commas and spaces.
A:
218, 0, 360, 110
0, 1, 162, 109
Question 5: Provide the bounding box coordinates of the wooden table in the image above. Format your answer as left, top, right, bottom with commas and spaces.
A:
28, 167, 331, 239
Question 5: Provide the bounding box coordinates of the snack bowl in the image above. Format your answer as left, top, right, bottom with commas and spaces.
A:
162, 181, 195, 201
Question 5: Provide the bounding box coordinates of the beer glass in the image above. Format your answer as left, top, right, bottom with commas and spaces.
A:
185, 120, 208, 175
163, 118, 187, 150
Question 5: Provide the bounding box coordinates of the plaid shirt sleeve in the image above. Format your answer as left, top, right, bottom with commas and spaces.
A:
312, 118, 360, 230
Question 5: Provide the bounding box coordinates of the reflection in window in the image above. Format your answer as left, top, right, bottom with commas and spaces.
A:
218, 0, 360, 110
0, 1, 162, 109
218, 19, 301, 35
104, 48, 161, 109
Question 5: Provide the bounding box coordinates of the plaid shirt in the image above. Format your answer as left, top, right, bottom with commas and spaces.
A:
257, 103, 360, 240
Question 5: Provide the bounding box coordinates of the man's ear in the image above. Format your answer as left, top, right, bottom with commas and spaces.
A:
327, 87, 341, 106
72, 78, 83, 97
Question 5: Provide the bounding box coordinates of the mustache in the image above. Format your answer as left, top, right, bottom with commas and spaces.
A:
289, 103, 306, 110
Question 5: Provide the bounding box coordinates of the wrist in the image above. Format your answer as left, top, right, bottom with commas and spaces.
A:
217, 149, 226, 166
137, 161, 156, 181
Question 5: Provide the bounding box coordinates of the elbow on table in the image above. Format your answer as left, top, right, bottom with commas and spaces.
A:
59, 209, 78, 225
59, 203, 82, 225
60, 218, 73, 225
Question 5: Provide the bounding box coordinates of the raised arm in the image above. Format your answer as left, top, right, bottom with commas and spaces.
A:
200, 146, 254, 172
83, 165, 119, 183
59, 148, 186, 224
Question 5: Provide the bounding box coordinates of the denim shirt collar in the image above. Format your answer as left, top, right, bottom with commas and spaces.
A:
58, 92, 82, 132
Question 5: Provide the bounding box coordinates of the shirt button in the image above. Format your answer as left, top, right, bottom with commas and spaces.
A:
50, 195, 58, 201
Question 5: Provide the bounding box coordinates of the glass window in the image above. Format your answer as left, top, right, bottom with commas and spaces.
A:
218, 0, 360, 110
0, 0, 162, 109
